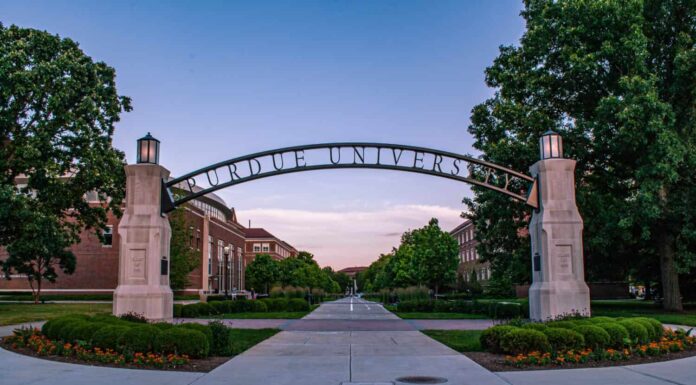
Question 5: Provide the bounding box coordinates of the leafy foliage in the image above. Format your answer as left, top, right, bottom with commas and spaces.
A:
465, 0, 696, 310
168, 208, 199, 290
0, 24, 131, 302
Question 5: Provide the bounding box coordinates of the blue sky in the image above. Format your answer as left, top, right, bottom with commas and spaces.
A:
1, 1, 526, 269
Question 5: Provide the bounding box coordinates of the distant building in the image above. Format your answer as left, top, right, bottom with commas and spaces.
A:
450, 219, 491, 284
337, 266, 367, 278
243, 228, 298, 265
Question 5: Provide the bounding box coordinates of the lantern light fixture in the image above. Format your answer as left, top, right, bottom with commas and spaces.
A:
137, 132, 160, 164
539, 130, 563, 160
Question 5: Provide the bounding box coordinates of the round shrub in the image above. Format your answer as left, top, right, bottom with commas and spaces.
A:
522, 323, 548, 332
92, 325, 129, 350
156, 328, 209, 358
588, 316, 615, 324
288, 298, 310, 312
618, 320, 649, 344
251, 300, 268, 312
42, 318, 68, 340
596, 323, 630, 348
573, 325, 610, 350
76, 323, 109, 343
59, 321, 90, 342
543, 328, 585, 352
500, 329, 551, 354
208, 320, 231, 356
480, 325, 518, 353
178, 323, 213, 347
545, 320, 577, 330
151, 322, 174, 331
633, 317, 663, 341
120, 325, 161, 353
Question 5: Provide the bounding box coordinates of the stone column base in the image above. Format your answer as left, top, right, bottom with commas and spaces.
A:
113, 285, 173, 322
529, 281, 590, 321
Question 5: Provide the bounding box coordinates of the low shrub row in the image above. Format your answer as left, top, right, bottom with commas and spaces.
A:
40, 315, 251, 358
480, 316, 668, 355
397, 299, 525, 319
173, 298, 309, 318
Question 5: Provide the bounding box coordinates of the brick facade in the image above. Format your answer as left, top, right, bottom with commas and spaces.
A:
450, 219, 491, 284
0, 192, 295, 295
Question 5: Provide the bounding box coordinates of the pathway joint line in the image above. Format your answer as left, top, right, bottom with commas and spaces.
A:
621, 366, 688, 385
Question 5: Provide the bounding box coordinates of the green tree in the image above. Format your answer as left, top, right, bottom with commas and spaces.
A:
407, 218, 459, 295
168, 208, 199, 290
245, 254, 279, 294
0, 24, 131, 303
466, 0, 696, 310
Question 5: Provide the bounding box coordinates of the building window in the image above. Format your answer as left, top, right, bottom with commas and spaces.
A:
208, 236, 214, 275
102, 225, 113, 247
262, 243, 269, 252
217, 240, 224, 262
253, 243, 261, 252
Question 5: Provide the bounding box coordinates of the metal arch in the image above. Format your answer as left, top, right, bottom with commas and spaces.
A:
163, 142, 538, 212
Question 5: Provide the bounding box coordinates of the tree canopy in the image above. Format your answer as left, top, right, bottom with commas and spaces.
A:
245, 251, 342, 294
0, 24, 131, 301
465, 0, 696, 310
358, 218, 459, 294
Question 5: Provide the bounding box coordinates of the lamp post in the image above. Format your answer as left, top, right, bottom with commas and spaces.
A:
528, 130, 590, 321
223, 245, 231, 297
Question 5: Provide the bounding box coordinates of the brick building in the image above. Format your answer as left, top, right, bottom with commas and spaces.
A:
450, 219, 491, 284
243, 228, 297, 265
0, 185, 297, 296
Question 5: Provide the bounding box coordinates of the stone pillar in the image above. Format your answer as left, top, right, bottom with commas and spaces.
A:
528, 159, 590, 321
113, 164, 173, 321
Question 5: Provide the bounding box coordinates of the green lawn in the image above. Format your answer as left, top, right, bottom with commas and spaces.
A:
395, 312, 489, 320
227, 328, 280, 355
0, 303, 112, 326
591, 300, 696, 326
422, 330, 484, 352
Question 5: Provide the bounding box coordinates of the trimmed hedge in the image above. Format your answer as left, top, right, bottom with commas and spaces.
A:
488, 302, 522, 319
522, 323, 548, 332
500, 329, 550, 354
120, 325, 162, 353
92, 325, 130, 350
572, 325, 610, 350
545, 320, 577, 330
156, 328, 209, 358
544, 328, 585, 351
633, 317, 663, 341
480, 325, 518, 353
288, 298, 310, 311
177, 298, 308, 317
618, 320, 650, 344
596, 322, 630, 348
179, 323, 213, 347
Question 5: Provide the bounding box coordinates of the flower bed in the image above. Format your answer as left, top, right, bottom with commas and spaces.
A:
1, 313, 279, 372
478, 316, 695, 369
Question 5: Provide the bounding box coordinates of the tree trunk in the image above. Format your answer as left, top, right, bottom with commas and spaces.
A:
658, 228, 682, 311
33, 277, 42, 304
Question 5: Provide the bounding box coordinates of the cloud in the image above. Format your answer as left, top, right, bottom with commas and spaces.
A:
236, 204, 464, 270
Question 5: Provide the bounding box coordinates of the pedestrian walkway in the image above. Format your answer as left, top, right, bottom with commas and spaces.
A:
1, 298, 695, 385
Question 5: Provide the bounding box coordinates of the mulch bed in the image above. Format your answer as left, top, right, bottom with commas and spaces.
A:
1, 338, 231, 372
464, 345, 696, 372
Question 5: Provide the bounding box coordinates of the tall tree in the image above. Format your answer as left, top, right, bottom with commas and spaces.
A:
168, 208, 199, 290
245, 254, 279, 294
407, 218, 459, 295
0, 24, 131, 302
466, 0, 696, 310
